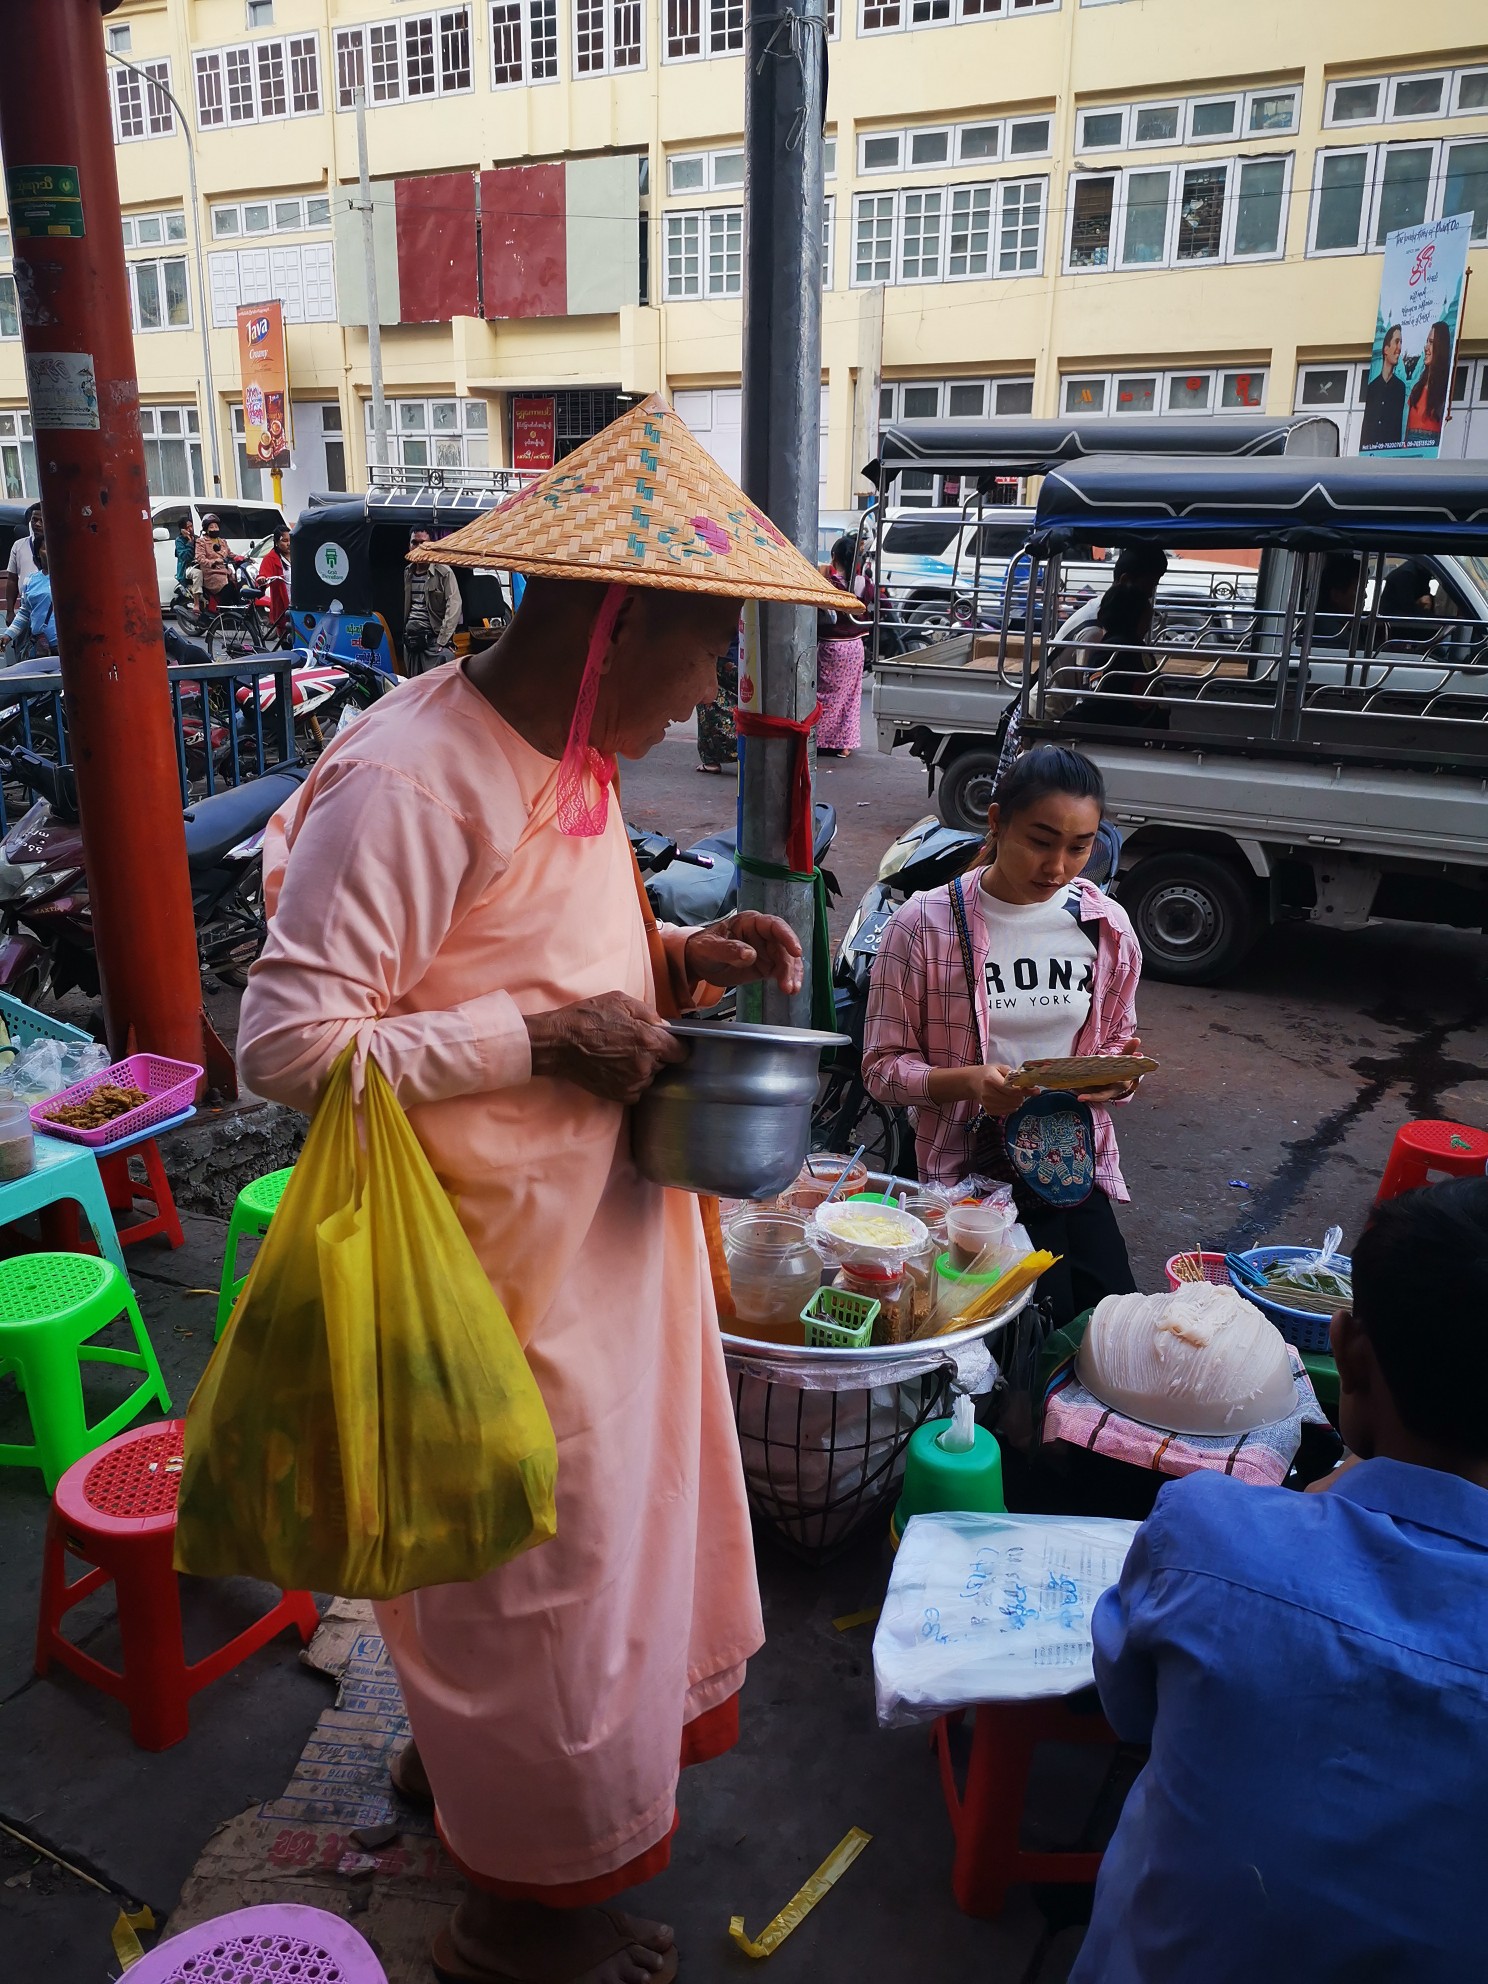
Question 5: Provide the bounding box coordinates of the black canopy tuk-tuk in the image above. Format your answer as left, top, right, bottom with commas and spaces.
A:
289, 473, 526, 673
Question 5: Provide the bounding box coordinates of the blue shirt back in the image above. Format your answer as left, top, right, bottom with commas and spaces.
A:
1072, 1459, 1488, 1982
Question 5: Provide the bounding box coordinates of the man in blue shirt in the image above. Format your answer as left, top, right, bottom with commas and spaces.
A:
1073, 1178, 1488, 1982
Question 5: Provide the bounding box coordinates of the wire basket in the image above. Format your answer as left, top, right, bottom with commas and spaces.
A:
1164, 1251, 1230, 1290
31, 1053, 203, 1147
1230, 1246, 1351, 1356
728, 1362, 952, 1564
801, 1285, 879, 1350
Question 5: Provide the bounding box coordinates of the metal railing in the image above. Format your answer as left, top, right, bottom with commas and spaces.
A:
0, 653, 300, 833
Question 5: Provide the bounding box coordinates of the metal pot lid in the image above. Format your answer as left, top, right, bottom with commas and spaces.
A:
665, 1019, 851, 1049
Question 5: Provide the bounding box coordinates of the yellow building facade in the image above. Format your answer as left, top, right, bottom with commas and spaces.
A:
0, 0, 1484, 512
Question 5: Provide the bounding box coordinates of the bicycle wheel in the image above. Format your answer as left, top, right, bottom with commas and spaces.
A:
811, 1069, 906, 1175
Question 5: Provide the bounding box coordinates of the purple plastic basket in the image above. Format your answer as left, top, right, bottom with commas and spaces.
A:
127, 1903, 387, 1983
30, 1052, 203, 1148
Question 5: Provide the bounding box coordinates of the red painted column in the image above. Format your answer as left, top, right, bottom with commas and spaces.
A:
0, 0, 207, 1069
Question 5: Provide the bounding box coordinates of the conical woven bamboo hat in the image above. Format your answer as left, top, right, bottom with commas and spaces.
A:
408, 394, 844, 609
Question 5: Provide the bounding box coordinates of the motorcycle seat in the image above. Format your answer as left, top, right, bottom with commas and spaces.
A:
181, 767, 307, 869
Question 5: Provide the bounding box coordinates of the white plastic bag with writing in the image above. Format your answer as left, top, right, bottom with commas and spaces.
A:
873, 1510, 1140, 1727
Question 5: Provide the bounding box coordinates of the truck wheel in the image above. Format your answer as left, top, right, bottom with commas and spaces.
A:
1119, 853, 1261, 984
936, 748, 1002, 832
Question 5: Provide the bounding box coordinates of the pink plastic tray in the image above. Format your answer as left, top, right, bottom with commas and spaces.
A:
31, 1053, 204, 1147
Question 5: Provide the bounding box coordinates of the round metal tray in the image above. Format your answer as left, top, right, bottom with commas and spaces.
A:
719, 1170, 1033, 1364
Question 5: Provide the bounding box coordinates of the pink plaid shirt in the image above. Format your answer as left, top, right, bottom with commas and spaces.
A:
862, 871, 1142, 1200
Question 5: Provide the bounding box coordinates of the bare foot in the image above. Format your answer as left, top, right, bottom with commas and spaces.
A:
435, 1890, 676, 1983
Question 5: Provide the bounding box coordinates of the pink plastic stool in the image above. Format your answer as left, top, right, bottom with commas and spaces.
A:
126, 1904, 387, 1982
1376, 1119, 1488, 1203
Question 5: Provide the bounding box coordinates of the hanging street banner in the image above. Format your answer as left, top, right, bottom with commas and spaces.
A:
511, 395, 556, 471
1359, 214, 1472, 458
236, 300, 293, 471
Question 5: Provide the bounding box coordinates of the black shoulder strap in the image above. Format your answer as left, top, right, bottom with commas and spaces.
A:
947, 877, 985, 1066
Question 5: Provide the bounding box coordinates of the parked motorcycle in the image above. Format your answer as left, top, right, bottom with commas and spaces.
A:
632, 802, 838, 927
0, 747, 307, 1002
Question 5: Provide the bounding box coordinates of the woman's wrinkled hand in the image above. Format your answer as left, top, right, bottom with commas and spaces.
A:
684, 912, 804, 995
525, 991, 687, 1105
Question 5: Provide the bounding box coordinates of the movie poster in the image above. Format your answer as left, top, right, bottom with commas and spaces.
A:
1359, 214, 1472, 458
235, 300, 293, 471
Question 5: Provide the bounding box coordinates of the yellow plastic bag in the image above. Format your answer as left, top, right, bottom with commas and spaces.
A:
175, 1049, 558, 1597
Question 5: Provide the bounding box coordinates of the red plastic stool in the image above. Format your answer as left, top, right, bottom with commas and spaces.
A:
1376, 1119, 1488, 1203
35, 1419, 319, 1750
932, 1697, 1119, 1917
97, 1140, 185, 1250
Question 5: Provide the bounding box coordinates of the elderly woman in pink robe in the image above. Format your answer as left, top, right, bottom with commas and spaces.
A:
237, 399, 847, 1984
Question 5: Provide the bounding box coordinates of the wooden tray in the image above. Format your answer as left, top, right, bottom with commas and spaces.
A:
1005, 1054, 1159, 1093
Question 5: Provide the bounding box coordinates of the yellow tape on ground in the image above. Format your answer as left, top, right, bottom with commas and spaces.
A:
111, 1904, 156, 1970
831, 1606, 880, 1633
728, 1827, 872, 1959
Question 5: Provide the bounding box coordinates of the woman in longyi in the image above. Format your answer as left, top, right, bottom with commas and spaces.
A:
236, 399, 846, 1984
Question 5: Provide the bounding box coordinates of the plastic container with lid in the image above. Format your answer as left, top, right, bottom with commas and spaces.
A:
724, 1210, 824, 1347
779, 1152, 870, 1214
947, 1199, 1016, 1271
834, 1258, 914, 1347
0, 1097, 35, 1181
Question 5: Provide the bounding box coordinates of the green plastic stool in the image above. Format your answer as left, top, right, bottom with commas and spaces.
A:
216, 1167, 294, 1339
0, 1253, 171, 1492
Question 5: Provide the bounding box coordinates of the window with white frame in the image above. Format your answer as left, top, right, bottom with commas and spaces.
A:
111, 59, 175, 142
0, 224, 16, 344
195, 35, 320, 127
208, 240, 336, 328
212, 195, 332, 240
858, 114, 1051, 173
666, 147, 744, 194
141, 404, 206, 497
1324, 63, 1488, 128
1066, 153, 1291, 269
1061, 365, 1267, 417
364, 397, 489, 470
663, 209, 742, 297
490, 0, 558, 85
334, 11, 472, 107
665, 0, 742, 58
855, 178, 1046, 285
862, 0, 1055, 34
1076, 84, 1299, 153
106, 23, 131, 53
573, 0, 643, 75
881, 376, 1035, 422
822, 195, 834, 287
123, 212, 191, 333
0, 410, 38, 500
247, 0, 275, 25
1308, 135, 1488, 254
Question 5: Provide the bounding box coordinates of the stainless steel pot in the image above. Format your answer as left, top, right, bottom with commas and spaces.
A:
632, 1019, 850, 1199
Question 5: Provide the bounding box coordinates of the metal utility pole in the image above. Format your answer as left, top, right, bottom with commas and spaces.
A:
739, 0, 827, 1028
0, 0, 211, 1071
104, 52, 223, 496
353, 89, 388, 472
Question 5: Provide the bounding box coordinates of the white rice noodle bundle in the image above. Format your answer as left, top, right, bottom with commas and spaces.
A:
1076, 1281, 1296, 1435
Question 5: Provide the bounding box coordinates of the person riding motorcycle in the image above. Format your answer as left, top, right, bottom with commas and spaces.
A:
195, 514, 243, 606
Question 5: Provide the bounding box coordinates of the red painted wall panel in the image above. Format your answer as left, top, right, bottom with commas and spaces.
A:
480, 163, 567, 320
395, 173, 478, 323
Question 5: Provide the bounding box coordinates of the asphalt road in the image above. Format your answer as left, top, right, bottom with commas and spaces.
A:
626, 692, 1488, 1280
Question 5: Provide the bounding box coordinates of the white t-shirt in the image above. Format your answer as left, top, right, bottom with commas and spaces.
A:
975, 879, 1096, 1069
6, 535, 37, 587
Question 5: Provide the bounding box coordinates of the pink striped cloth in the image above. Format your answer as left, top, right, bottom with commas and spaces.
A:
1042, 1345, 1329, 1488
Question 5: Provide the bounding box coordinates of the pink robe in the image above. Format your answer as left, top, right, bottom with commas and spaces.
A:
237, 662, 762, 1891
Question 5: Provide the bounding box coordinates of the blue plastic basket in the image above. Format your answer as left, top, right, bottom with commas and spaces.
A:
0, 991, 90, 1052
1230, 1245, 1352, 1356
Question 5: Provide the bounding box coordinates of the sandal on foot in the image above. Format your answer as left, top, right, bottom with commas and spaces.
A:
431, 1910, 680, 1984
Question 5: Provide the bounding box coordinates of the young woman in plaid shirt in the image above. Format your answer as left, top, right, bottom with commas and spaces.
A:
863, 746, 1144, 1324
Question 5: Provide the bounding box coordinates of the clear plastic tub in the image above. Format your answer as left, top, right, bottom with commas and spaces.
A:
725, 1210, 824, 1348
947, 1200, 1016, 1271
779, 1152, 870, 1214
0, 1097, 35, 1180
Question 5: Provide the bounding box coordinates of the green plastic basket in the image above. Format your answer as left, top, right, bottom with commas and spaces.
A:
801, 1284, 880, 1350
